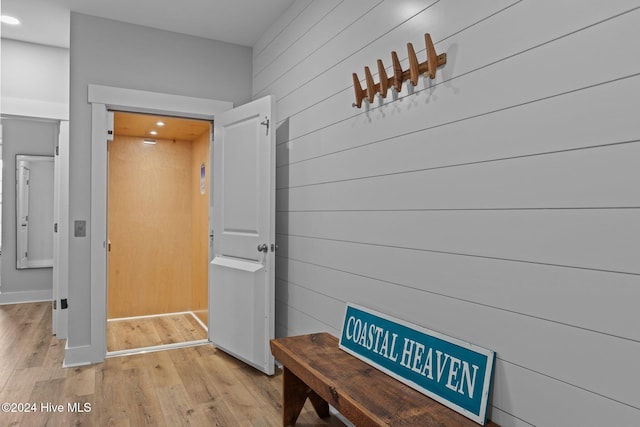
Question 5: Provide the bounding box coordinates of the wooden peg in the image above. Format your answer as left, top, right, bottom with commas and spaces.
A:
421, 33, 446, 79
407, 42, 420, 87
352, 72, 366, 108
377, 59, 390, 98
364, 66, 377, 103
391, 51, 403, 93
424, 33, 438, 79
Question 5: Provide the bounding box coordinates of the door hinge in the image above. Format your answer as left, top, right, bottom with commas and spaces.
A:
54, 223, 58, 233
53, 300, 57, 310
260, 116, 270, 135
61, 299, 68, 310
271, 243, 278, 252
107, 111, 114, 141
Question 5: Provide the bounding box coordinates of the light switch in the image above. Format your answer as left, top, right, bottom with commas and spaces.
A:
74, 220, 86, 237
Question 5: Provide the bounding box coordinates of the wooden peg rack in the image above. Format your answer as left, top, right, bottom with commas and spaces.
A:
352, 33, 446, 108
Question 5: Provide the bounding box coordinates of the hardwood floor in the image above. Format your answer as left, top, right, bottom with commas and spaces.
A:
107, 313, 208, 352
0, 302, 345, 427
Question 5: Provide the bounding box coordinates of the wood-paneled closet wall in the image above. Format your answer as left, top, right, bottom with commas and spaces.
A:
108, 117, 210, 323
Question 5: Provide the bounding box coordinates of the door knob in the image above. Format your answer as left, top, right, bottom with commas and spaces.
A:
257, 243, 268, 253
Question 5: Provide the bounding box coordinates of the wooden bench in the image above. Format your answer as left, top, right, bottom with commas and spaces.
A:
270, 333, 500, 427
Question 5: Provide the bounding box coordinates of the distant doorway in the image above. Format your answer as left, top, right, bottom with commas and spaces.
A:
106, 111, 211, 355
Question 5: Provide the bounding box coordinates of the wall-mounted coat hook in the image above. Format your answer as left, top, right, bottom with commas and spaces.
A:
364, 66, 377, 103
352, 33, 446, 108
391, 51, 404, 93
352, 72, 367, 108
377, 59, 391, 98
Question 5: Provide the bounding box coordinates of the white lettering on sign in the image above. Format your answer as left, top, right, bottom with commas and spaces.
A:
339, 304, 495, 425
345, 315, 399, 362
347, 319, 480, 399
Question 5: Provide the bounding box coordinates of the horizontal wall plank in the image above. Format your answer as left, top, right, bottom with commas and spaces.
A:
279, 209, 640, 275
274, 257, 640, 409
276, 237, 640, 342
487, 407, 532, 427
274, 298, 340, 338
492, 359, 640, 426
275, 277, 344, 332
279, 141, 640, 211
277, 74, 640, 186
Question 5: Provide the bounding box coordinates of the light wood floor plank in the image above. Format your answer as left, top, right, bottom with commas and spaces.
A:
0, 302, 344, 426
107, 313, 207, 352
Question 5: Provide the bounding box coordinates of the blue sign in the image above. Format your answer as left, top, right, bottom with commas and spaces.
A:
339, 304, 495, 425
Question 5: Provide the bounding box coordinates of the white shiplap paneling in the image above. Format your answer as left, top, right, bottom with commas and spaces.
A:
254, 0, 378, 92
277, 73, 640, 187
252, 0, 313, 65
279, 142, 640, 211
281, 209, 640, 274
278, 236, 640, 342
275, 254, 640, 411
280, 4, 640, 165
255, 0, 640, 425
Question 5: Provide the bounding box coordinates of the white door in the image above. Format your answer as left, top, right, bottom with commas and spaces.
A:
210, 95, 276, 375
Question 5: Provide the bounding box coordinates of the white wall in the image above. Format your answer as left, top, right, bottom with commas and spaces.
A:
0, 39, 68, 303
0, 117, 56, 301
0, 39, 69, 120
68, 13, 252, 352
255, 1, 640, 426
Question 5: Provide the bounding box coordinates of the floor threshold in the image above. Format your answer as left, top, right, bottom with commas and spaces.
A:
106, 339, 210, 358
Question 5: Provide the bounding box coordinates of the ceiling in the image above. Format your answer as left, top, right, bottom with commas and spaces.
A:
114, 112, 210, 141
0, 0, 295, 48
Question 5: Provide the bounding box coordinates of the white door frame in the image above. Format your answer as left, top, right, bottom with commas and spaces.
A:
84, 84, 232, 364
53, 120, 69, 338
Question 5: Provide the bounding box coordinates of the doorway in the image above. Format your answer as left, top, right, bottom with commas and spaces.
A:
81, 85, 273, 370
106, 111, 211, 354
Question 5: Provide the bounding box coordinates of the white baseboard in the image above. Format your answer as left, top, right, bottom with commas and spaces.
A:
0, 289, 52, 305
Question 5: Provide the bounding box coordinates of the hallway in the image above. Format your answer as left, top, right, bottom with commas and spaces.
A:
0, 302, 344, 426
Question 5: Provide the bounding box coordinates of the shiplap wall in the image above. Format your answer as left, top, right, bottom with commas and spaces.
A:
253, 1, 640, 425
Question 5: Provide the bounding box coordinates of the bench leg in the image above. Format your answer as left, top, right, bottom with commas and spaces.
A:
308, 390, 330, 418
282, 367, 329, 426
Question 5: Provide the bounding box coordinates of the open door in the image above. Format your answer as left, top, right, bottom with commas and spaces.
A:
210, 95, 275, 375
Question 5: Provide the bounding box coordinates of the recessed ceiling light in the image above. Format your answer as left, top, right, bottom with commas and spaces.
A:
1, 15, 21, 25
149, 130, 158, 135
156, 121, 165, 126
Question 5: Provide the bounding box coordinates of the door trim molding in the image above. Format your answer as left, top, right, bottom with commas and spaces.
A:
72, 84, 232, 366
88, 85, 233, 119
